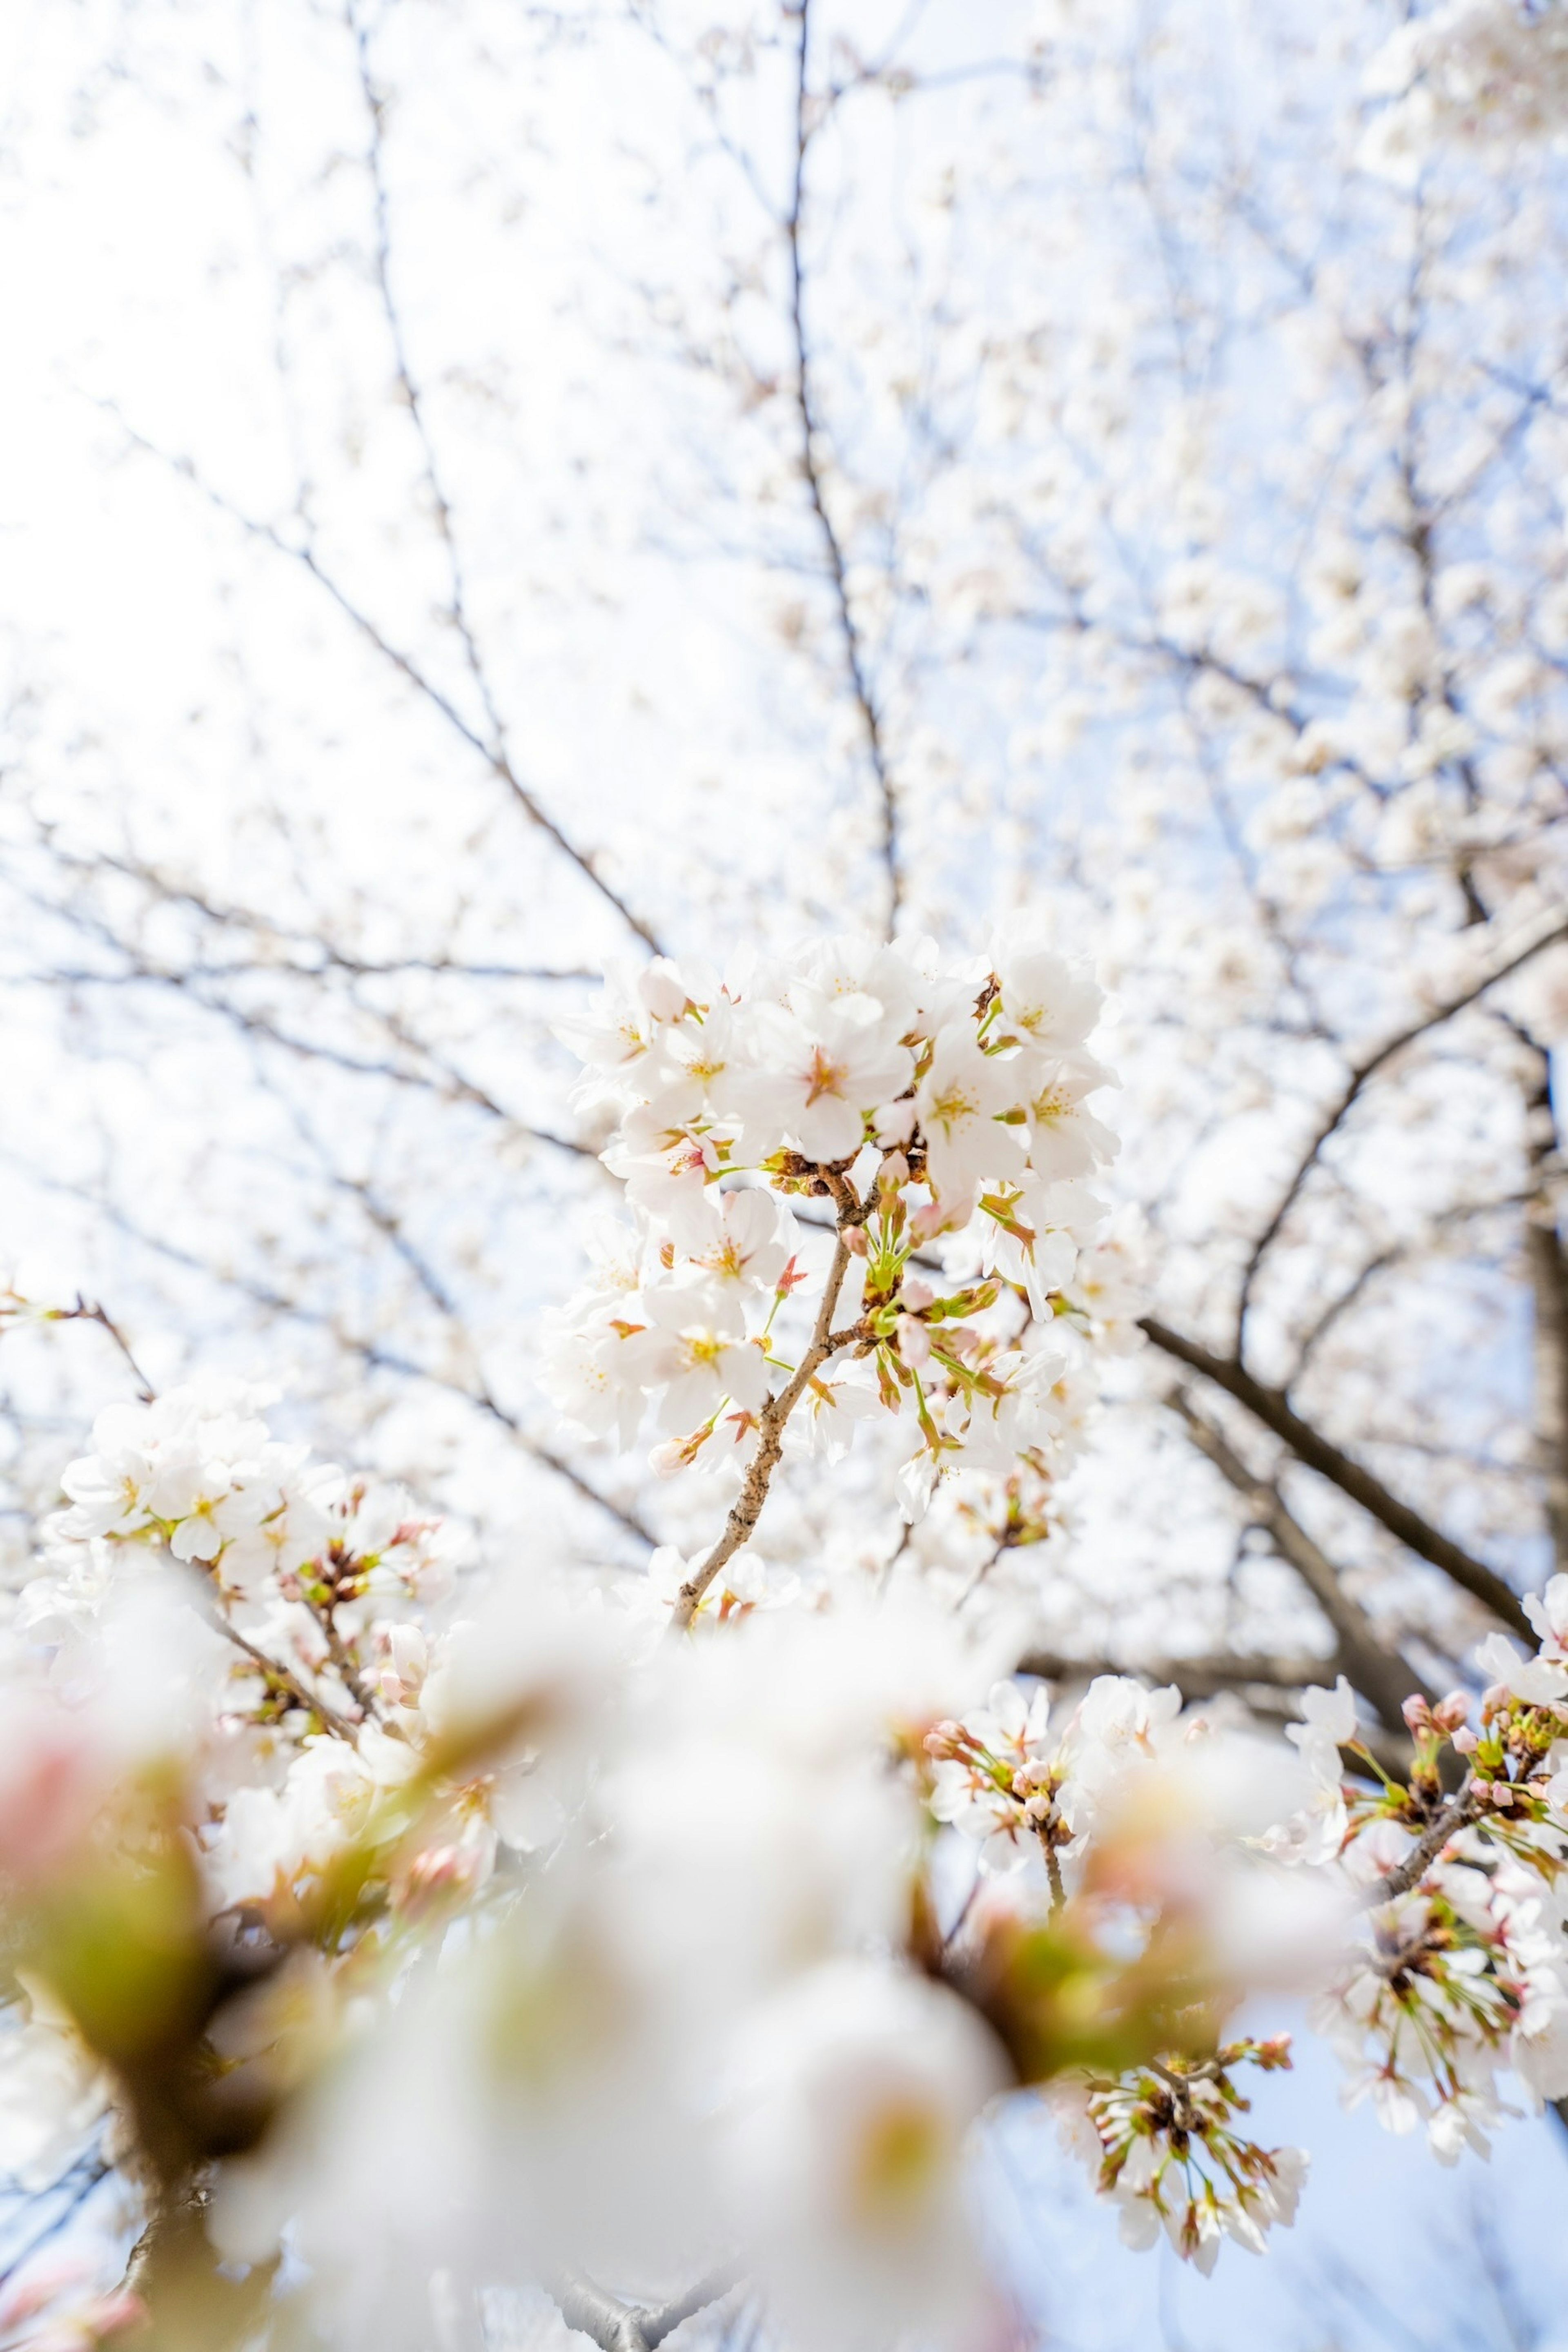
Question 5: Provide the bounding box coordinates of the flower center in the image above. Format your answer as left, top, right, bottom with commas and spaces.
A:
928, 1085, 977, 1132
804, 1047, 848, 1105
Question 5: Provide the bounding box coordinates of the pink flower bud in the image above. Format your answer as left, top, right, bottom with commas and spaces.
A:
843, 1225, 868, 1257
1432, 1692, 1471, 1733
1452, 1726, 1479, 1754
878, 1152, 910, 1193
401, 1843, 483, 1913
900, 1279, 935, 1312
1402, 1695, 1432, 1734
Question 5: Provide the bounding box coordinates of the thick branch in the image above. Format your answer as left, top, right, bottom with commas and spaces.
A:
1140, 1317, 1531, 1639
1017, 1646, 1332, 1697
1514, 1032, 1568, 1573
1169, 1390, 1436, 1734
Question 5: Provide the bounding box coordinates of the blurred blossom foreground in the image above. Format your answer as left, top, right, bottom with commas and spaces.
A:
4, 928, 1568, 2352
8, 0, 1568, 2345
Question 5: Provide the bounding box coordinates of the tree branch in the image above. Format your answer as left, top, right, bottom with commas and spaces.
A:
1361, 1783, 1476, 1909
1235, 903, 1568, 1345
785, 0, 901, 938
1140, 1317, 1532, 1639
1167, 1390, 1437, 1735
672, 1216, 856, 1627
103, 408, 667, 956
1510, 1027, 1568, 1573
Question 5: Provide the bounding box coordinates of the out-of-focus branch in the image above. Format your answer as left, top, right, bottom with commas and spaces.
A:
1015, 1644, 1412, 1776
1140, 1316, 1532, 1638
1511, 1026, 1568, 1574
348, 0, 510, 752
22, 832, 595, 982
1016, 1645, 1332, 1698
104, 408, 667, 957
45, 1296, 156, 1402
784, 0, 901, 938
1235, 902, 1568, 1345
4, 882, 592, 1159
9, 1158, 658, 1552
1167, 1389, 1436, 1734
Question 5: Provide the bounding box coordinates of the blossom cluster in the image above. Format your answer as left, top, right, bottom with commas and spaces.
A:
1363, 0, 1568, 176
1055, 2041, 1305, 2274
545, 925, 1120, 1547
1283, 1588, 1568, 2158
0, 1362, 1370, 2348
11, 934, 1568, 2349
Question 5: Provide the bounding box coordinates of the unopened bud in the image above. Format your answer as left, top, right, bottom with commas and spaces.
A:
900, 1278, 934, 1312
843, 1224, 868, 1256
878, 1152, 910, 1194
1432, 1692, 1471, 1734
1402, 1695, 1432, 1735
401, 1843, 481, 1913
1452, 1726, 1479, 1754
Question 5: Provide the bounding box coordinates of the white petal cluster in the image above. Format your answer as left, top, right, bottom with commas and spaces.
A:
927, 1673, 1188, 1884
1363, 0, 1568, 176
208, 1595, 1017, 2346
1307, 1588, 1568, 2159
1056, 2047, 1307, 2274
548, 923, 1119, 1530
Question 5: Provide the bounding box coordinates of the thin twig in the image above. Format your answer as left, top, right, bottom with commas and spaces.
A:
214, 1618, 363, 1745
672, 1221, 856, 1628
102, 406, 666, 956
1235, 903, 1568, 1345
784, 0, 901, 937
1360, 1783, 1476, 1909
46, 1296, 157, 1403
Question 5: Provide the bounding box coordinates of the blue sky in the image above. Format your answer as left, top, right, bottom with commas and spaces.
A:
978, 2021, 1568, 2352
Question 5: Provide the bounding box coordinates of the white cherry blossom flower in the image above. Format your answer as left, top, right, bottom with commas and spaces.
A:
719, 1960, 1008, 2352
1475, 1629, 1568, 1706
914, 1024, 1027, 1202
735, 995, 913, 1165
623, 1281, 770, 1432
